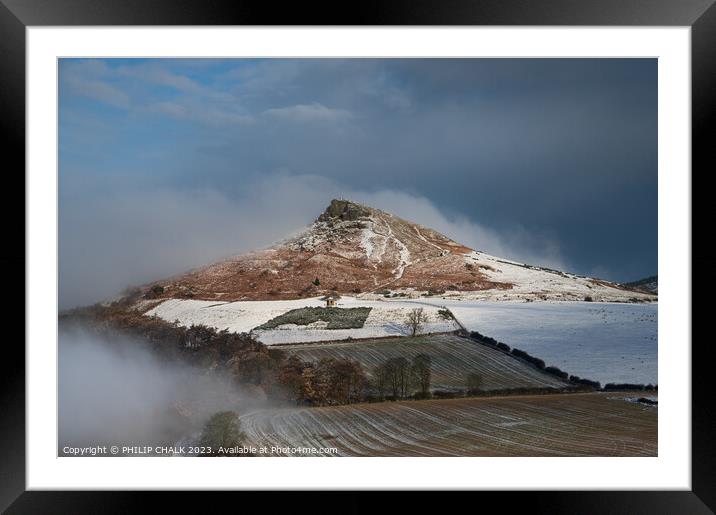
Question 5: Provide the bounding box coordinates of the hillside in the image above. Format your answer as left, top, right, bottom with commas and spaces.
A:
623, 275, 658, 294
134, 199, 655, 303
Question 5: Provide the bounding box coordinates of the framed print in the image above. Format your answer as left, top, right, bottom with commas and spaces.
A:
2, 0, 712, 512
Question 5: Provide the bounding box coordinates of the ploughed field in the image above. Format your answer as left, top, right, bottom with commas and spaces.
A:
282, 333, 568, 391
240, 393, 657, 457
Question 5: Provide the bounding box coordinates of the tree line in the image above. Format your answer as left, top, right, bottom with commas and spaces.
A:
275, 353, 435, 405
371, 354, 432, 400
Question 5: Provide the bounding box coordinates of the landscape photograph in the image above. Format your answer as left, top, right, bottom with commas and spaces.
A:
58, 58, 657, 457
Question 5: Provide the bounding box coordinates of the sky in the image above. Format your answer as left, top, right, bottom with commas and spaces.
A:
59, 58, 657, 309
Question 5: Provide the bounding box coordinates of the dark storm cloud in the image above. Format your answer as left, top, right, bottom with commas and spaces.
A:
59, 58, 657, 308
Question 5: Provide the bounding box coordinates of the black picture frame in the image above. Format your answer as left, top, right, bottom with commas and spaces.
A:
2, 0, 711, 512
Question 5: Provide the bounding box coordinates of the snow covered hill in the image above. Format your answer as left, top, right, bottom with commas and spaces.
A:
135, 199, 656, 304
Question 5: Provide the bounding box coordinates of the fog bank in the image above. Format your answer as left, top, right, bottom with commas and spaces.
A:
59, 326, 266, 453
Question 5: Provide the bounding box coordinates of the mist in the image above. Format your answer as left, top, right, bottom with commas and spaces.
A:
58, 325, 272, 454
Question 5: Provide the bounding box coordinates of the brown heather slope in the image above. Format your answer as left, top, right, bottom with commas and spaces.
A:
147, 199, 510, 301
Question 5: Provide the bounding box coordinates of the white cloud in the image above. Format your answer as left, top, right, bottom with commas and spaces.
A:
63, 75, 131, 109
116, 62, 235, 103
62, 60, 247, 120
263, 103, 353, 123
149, 101, 253, 126
118, 64, 204, 94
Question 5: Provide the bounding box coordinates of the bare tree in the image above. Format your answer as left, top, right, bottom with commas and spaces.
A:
372, 362, 391, 400
330, 359, 367, 404
405, 307, 429, 337
381, 357, 411, 398
411, 354, 432, 397
396, 358, 411, 398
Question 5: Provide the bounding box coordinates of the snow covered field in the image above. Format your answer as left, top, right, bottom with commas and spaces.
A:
144, 296, 459, 345
411, 299, 657, 385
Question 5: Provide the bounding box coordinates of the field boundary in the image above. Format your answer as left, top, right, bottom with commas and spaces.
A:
461, 330, 657, 393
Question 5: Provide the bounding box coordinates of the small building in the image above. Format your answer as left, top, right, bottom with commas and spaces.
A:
321, 293, 341, 307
